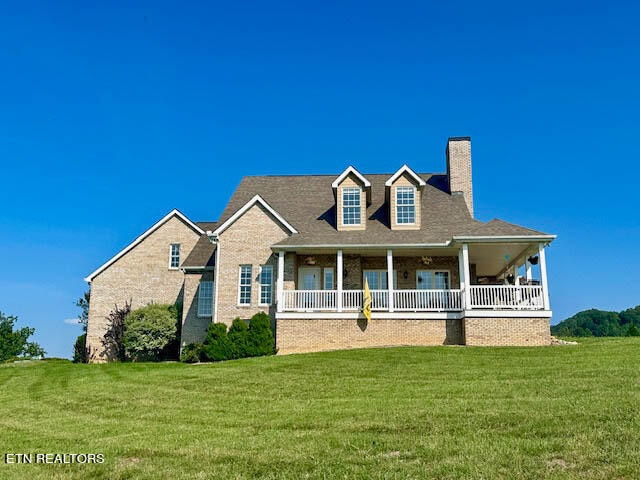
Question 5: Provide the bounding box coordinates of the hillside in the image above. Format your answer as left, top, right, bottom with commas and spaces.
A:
551, 305, 640, 337
2, 340, 640, 479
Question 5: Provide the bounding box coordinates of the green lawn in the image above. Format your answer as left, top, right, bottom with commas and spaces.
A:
1, 338, 639, 479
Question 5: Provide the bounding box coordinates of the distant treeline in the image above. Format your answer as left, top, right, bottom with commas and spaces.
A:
551, 305, 640, 337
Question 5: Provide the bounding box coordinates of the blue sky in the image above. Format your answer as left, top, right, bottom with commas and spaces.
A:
1, 1, 639, 358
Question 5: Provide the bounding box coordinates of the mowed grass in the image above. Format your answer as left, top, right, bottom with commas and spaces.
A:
1, 338, 639, 479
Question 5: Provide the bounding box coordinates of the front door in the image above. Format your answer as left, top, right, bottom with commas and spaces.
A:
299, 267, 321, 290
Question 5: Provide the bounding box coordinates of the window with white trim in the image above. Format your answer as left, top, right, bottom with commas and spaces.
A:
416, 270, 450, 289
238, 265, 252, 305
396, 186, 416, 224
323, 268, 334, 290
363, 270, 397, 290
197, 281, 213, 317
342, 187, 361, 225
169, 243, 181, 268
259, 265, 273, 305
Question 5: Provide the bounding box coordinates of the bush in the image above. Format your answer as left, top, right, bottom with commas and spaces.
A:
102, 301, 131, 361
72, 334, 87, 363
247, 312, 276, 357
159, 302, 183, 361
123, 304, 178, 361
201, 323, 233, 361
228, 318, 249, 359
180, 343, 203, 363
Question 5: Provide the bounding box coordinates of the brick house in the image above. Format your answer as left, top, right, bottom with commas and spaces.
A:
85, 137, 556, 361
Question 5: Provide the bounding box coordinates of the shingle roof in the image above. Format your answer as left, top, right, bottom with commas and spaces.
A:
462, 219, 547, 237
217, 174, 483, 246
181, 224, 217, 268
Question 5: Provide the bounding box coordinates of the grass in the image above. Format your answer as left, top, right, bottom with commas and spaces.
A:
1, 338, 639, 479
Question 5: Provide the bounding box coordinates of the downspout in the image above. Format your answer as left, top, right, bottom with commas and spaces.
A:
207, 231, 221, 324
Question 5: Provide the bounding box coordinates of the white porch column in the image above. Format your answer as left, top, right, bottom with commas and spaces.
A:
514, 264, 520, 286
538, 243, 550, 310
387, 249, 394, 312
337, 249, 343, 312
525, 258, 532, 282
461, 243, 471, 309
276, 251, 285, 313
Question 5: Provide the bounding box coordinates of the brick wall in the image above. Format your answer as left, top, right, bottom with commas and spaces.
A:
464, 317, 551, 346
86, 215, 200, 362
215, 203, 290, 325
276, 318, 463, 354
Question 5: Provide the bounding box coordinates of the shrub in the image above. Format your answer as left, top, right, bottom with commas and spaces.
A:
159, 302, 183, 361
72, 334, 87, 363
228, 318, 249, 359
180, 343, 203, 363
102, 301, 131, 361
123, 304, 178, 361
202, 323, 233, 361
247, 312, 276, 357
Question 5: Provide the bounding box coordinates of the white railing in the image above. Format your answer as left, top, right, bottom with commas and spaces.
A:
394, 289, 462, 311
469, 285, 544, 310
281, 290, 337, 311
281, 286, 544, 312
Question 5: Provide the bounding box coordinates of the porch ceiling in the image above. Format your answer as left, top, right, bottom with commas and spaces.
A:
469, 242, 539, 277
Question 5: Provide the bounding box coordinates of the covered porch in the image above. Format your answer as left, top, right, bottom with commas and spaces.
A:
275, 241, 551, 314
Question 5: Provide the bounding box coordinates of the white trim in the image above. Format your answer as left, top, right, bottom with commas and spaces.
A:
323, 267, 334, 290
84, 209, 204, 282
336, 250, 343, 312
387, 249, 394, 312
213, 194, 298, 236
461, 244, 471, 310
385, 164, 426, 187
276, 311, 463, 320
331, 166, 371, 189
237, 264, 252, 306
340, 186, 362, 226
276, 310, 552, 320
168, 243, 181, 270
276, 251, 285, 313
274, 242, 452, 251
258, 264, 274, 306
213, 240, 221, 322
395, 185, 417, 225
452, 235, 556, 243
538, 243, 550, 310
463, 309, 552, 318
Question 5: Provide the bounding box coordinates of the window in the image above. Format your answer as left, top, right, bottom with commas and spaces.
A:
363, 270, 397, 290
342, 187, 361, 225
238, 265, 252, 305
416, 270, 450, 289
169, 244, 181, 268
323, 268, 334, 290
259, 265, 273, 305
197, 281, 213, 317
396, 186, 416, 224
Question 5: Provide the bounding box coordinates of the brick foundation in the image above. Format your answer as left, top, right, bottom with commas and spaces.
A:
276, 318, 463, 354
463, 317, 551, 346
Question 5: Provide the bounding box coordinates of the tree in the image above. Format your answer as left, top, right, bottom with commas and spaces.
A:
0, 311, 45, 362
201, 323, 233, 361
76, 289, 90, 332
123, 304, 177, 361
101, 301, 131, 362
73, 334, 87, 363
626, 324, 640, 337
227, 318, 249, 359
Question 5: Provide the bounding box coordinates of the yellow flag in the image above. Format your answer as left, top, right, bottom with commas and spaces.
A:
362, 277, 372, 322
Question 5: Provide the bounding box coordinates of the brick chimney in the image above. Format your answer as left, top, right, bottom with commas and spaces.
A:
446, 137, 474, 217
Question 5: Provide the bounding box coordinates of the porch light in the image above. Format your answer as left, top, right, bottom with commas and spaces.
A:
403, 270, 409, 280
528, 255, 539, 265
304, 256, 316, 265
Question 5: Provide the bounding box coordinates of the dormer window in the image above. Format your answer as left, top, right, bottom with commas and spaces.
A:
396, 186, 416, 224
342, 187, 361, 225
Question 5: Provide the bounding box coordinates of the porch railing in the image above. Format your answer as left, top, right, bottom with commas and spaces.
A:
394, 289, 462, 311
468, 285, 544, 310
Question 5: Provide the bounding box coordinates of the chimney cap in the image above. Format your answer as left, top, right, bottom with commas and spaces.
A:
448, 136, 471, 142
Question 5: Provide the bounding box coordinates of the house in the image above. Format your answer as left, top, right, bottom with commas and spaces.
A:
85, 137, 556, 362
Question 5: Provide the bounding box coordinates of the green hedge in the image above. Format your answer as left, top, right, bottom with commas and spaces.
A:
183, 311, 276, 363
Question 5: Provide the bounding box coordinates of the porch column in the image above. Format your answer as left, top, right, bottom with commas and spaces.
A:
276, 251, 285, 313
538, 243, 550, 310
525, 258, 532, 282
387, 249, 394, 312
514, 265, 520, 286
461, 243, 471, 309
337, 249, 343, 312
